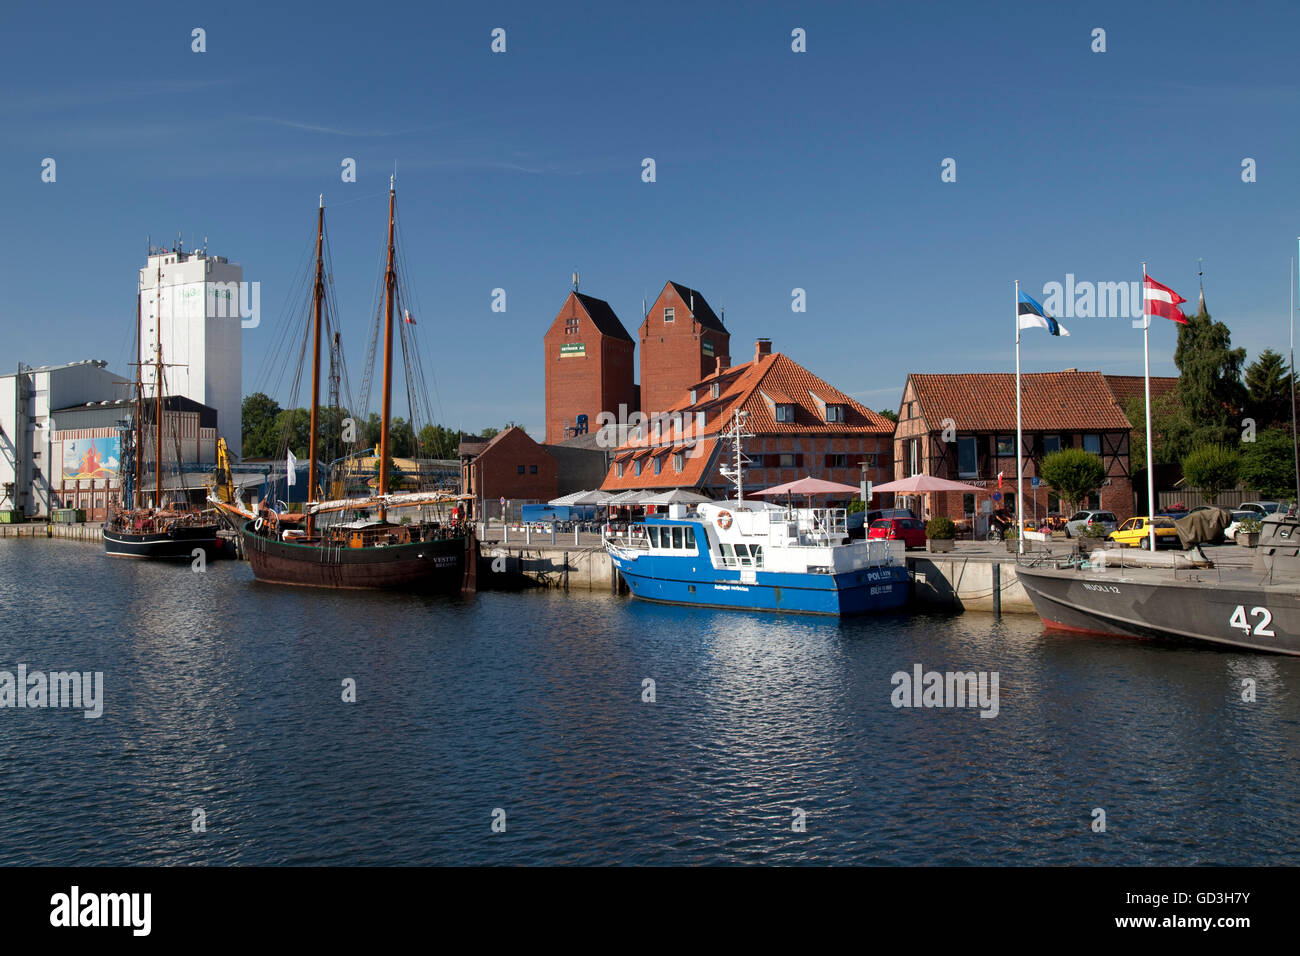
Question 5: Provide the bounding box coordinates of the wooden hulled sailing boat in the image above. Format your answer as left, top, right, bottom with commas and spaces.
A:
240, 183, 469, 590
103, 261, 220, 558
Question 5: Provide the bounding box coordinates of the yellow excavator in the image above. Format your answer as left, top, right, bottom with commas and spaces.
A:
207, 438, 255, 525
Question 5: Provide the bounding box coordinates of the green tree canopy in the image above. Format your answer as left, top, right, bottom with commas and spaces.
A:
1040, 449, 1107, 512
1244, 348, 1294, 430
241, 392, 283, 458
1124, 393, 1194, 467
877, 408, 900, 423
1173, 306, 1246, 446
1181, 444, 1241, 504
1240, 428, 1296, 501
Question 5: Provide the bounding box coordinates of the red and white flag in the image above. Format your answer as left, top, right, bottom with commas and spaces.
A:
1143, 275, 1188, 325
403, 309, 416, 325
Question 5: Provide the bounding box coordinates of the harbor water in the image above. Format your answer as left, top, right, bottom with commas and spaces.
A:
2, 538, 1298, 865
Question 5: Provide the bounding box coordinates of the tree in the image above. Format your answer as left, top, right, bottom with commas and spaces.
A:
241, 392, 283, 458
1040, 449, 1107, 512
417, 423, 462, 459
1240, 428, 1296, 500
1244, 348, 1294, 430
480, 426, 500, 440
1173, 305, 1246, 447
877, 408, 899, 424
273, 407, 312, 458
389, 417, 415, 458
1181, 444, 1241, 504
1124, 393, 1194, 467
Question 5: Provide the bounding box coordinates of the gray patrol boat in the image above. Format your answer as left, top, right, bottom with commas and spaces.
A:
1015, 511, 1300, 655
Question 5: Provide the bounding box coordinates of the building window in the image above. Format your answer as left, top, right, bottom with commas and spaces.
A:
957, 436, 978, 478
778, 453, 802, 467
775, 404, 795, 423
664, 307, 675, 323
689, 389, 697, 404
909, 439, 919, 476
653, 457, 662, 475
995, 435, 1015, 457
962, 493, 975, 514
825, 404, 845, 423
517, 465, 525, 475
710, 382, 720, 399
673, 452, 684, 473
566, 317, 579, 334
1048, 492, 1060, 513
1083, 434, 1101, 455
530, 464, 538, 474
616, 461, 625, 477
634, 459, 642, 476
1042, 435, 1062, 455
825, 454, 848, 468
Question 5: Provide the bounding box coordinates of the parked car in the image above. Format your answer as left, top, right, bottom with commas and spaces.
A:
868, 517, 927, 549
1239, 501, 1281, 516
1063, 510, 1119, 537
1108, 516, 1180, 549
1223, 510, 1257, 541
865, 507, 916, 524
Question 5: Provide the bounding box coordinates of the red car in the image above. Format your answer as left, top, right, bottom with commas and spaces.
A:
868, 517, 927, 549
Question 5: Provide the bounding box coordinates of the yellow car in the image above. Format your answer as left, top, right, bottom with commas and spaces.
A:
1107, 516, 1179, 549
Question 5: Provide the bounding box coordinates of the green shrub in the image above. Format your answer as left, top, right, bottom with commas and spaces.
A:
926, 516, 956, 539
1239, 516, 1262, 534
1081, 523, 1108, 538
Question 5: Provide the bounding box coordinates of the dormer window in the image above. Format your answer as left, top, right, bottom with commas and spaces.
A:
664, 307, 675, 324
711, 382, 721, 399
825, 404, 845, 423
616, 461, 625, 478
634, 459, 643, 476
689, 389, 697, 404
775, 404, 795, 423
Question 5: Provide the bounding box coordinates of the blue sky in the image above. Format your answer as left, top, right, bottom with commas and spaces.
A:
2, 0, 1298, 440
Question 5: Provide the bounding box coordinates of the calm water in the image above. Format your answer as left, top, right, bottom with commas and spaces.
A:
1, 538, 1298, 866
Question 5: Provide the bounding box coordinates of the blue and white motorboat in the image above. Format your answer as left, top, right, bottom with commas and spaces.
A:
604, 498, 909, 615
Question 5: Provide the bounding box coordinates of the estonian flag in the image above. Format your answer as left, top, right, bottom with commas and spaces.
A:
1018, 291, 1069, 336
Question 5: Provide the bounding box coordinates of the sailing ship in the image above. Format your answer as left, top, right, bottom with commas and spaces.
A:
603, 411, 910, 614
239, 183, 470, 590
103, 260, 220, 559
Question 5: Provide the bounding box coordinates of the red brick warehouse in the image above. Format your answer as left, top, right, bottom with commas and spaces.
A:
639, 281, 731, 418
543, 291, 637, 444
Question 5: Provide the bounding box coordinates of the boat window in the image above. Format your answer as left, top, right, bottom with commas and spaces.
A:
721, 543, 735, 561
736, 544, 752, 567
684, 527, 695, 549
751, 544, 763, 568
672, 526, 683, 549
648, 526, 660, 548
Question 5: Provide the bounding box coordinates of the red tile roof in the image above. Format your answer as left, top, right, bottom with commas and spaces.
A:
909, 371, 1134, 432
599, 348, 892, 490
1103, 374, 1179, 408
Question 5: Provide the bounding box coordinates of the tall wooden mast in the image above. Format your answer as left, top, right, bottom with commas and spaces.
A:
307, 197, 325, 538
134, 284, 143, 509
378, 176, 396, 520
154, 262, 163, 509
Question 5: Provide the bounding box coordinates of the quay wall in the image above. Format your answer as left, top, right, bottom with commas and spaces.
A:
0, 522, 102, 542
907, 555, 1034, 614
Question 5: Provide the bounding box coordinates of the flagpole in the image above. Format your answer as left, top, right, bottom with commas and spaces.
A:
1142, 261, 1156, 550
1292, 247, 1298, 508
1015, 279, 1024, 555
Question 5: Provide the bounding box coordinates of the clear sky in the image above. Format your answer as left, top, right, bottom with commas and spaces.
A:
2, 0, 1297, 439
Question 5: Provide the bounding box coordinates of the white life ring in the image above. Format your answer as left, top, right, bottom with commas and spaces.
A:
255, 517, 264, 531
716, 510, 733, 530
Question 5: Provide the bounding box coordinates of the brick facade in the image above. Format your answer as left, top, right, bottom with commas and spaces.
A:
892, 372, 1163, 529
543, 292, 636, 445
638, 282, 730, 418
461, 426, 558, 515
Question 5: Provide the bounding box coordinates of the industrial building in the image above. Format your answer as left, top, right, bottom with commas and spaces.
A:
139, 242, 245, 456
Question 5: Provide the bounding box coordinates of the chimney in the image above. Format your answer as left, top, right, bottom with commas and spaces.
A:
715, 355, 730, 375
755, 338, 772, 362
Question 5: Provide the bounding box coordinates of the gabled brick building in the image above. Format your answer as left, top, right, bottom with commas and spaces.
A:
638, 281, 730, 418
892, 370, 1178, 527
601, 339, 895, 498
460, 426, 558, 519
544, 291, 637, 444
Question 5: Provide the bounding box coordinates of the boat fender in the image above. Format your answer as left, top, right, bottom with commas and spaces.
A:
716, 510, 733, 530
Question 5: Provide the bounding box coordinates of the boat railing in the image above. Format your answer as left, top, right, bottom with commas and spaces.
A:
603, 523, 650, 550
